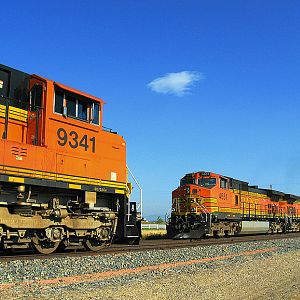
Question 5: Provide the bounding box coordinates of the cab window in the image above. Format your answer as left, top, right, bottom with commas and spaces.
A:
30, 84, 43, 111
198, 178, 216, 188
220, 177, 228, 189
54, 91, 64, 114
54, 89, 100, 125
66, 95, 76, 117
92, 103, 100, 125
78, 99, 88, 121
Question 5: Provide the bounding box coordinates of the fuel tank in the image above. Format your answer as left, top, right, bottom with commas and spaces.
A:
240, 221, 269, 234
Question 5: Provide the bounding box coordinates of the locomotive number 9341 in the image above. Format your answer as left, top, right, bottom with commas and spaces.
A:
57, 127, 96, 153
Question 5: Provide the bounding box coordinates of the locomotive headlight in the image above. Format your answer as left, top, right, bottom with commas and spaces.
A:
191, 207, 196, 212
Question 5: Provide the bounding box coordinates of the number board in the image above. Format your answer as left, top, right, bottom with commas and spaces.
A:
57, 128, 96, 153
199, 172, 211, 176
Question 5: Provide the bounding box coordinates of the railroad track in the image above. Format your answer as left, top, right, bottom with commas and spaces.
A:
1, 232, 299, 262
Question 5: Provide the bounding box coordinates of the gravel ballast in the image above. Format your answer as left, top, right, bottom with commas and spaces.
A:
0, 237, 299, 299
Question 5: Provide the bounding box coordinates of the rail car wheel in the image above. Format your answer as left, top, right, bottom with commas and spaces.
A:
84, 238, 107, 251
31, 232, 60, 254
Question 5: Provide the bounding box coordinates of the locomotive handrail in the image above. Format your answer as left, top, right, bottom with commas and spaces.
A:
2, 96, 9, 139
239, 201, 298, 219
103, 126, 117, 134
192, 201, 211, 224
126, 165, 143, 219
212, 201, 299, 220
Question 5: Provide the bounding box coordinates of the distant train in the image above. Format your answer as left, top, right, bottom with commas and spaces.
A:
167, 171, 300, 239
0, 64, 141, 254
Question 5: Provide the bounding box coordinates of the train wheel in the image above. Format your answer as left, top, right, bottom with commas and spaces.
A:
84, 238, 107, 251
31, 233, 60, 254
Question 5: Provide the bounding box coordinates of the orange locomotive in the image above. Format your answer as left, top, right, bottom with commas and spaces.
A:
167, 171, 300, 239
0, 64, 140, 253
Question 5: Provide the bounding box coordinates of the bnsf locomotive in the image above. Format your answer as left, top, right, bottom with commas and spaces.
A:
0, 64, 141, 253
167, 171, 300, 239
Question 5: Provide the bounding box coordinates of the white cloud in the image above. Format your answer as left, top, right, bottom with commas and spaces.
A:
147, 71, 204, 96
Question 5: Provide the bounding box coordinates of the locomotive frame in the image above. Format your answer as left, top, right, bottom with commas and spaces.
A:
0, 64, 141, 253
167, 171, 300, 239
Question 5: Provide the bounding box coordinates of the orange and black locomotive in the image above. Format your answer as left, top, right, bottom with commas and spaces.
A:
0, 64, 141, 253
167, 171, 300, 239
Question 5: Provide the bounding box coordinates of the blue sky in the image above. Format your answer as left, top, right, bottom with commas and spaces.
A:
1, 1, 300, 217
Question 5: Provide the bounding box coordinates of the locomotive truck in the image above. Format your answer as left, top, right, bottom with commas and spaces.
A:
167, 171, 300, 239
0, 64, 141, 254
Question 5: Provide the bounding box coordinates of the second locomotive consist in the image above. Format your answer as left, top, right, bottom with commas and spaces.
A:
167, 171, 300, 239
0, 64, 141, 254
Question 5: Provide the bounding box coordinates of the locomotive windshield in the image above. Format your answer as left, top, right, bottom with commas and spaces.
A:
198, 178, 216, 188
180, 177, 217, 188
180, 178, 195, 186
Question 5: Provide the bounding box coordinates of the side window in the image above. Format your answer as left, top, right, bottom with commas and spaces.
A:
78, 99, 88, 120
235, 195, 239, 206
66, 95, 76, 117
220, 177, 228, 189
30, 84, 43, 111
54, 91, 64, 114
92, 102, 100, 125
54, 89, 100, 126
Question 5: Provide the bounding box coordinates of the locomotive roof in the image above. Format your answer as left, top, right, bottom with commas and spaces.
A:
54, 81, 105, 104
183, 171, 299, 200
0, 64, 105, 104
33, 74, 105, 104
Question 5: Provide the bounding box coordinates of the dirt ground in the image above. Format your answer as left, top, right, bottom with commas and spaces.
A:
49, 250, 300, 300
0, 249, 299, 300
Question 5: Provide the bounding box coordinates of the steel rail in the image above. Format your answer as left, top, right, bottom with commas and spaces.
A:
0, 232, 299, 262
